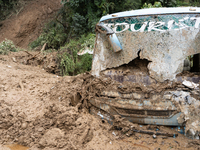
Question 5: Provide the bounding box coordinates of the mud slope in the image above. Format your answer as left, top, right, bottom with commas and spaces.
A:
0, 52, 199, 150
0, 0, 61, 48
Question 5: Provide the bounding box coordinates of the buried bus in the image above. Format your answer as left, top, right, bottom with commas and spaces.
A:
90, 7, 200, 138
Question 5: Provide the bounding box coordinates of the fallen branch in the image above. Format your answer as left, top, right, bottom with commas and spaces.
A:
41, 43, 47, 52
24, 51, 33, 56
26, 52, 41, 63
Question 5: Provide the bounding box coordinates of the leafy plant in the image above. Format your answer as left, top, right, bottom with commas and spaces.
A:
0, 0, 20, 21
29, 21, 67, 49
142, 1, 162, 8
58, 34, 94, 76
80, 33, 96, 53
0, 39, 18, 55
60, 0, 142, 35
177, 0, 200, 6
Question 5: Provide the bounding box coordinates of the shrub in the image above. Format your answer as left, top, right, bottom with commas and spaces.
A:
29, 21, 67, 49
58, 34, 94, 76
0, 39, 18, 55
0, 0, 22, 21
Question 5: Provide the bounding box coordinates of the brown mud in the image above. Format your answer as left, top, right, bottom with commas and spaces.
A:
0, 51, 199, 150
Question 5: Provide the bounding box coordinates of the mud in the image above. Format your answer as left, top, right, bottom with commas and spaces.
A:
3, 51, 60, 75
0, 52, 200, 149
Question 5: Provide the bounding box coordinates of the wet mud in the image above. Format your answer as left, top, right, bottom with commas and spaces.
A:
0, 52, 200, 150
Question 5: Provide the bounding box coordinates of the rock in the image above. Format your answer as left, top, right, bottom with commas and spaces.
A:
177, 114, 185, 124
163, 94, 172, 100
182, 80, 199, 89
153, 134, 157, 139
47, 7, 53, 14
38, 127, 44, 132
12, 57, 16, 62
21, 122, 28, 129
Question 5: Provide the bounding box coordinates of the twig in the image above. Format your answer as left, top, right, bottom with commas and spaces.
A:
24, 51, 33, 56
41, 43, 47, 52
26, 52, 41, 62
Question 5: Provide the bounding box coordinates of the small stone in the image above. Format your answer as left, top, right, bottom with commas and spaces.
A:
21, 122, 28, 129
176, 88, 182, 91
12, 57, 16, 62
182, 80, 199, 89
163, 94, 172, 100
153, 134, 156, 139
29, 122, 33, 127
177, 116, 185, 124
38, 127, 44, 132
47, 7, 53, 14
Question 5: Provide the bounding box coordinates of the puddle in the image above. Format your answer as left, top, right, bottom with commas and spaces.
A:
5, 144, 29, 150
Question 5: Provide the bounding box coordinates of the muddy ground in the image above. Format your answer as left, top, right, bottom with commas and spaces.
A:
0, 51, 199, 150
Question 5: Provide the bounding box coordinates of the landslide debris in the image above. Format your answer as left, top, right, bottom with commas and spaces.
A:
0, 52, 200, 150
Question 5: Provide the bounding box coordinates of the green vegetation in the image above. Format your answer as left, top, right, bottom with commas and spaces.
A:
29, 21, 68, 50
0, 39, 19, 55
58, 34, 94, 76
0, 0, 23, 21
142, 1, 162, 8
29, 0, 143, 50
142, 0, 200, 7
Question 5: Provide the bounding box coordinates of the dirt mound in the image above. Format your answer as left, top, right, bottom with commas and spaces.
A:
1, 51, 60, 75
0, 0, 62, 48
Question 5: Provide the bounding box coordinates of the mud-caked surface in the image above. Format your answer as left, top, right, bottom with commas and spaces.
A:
0, 52, 200, 150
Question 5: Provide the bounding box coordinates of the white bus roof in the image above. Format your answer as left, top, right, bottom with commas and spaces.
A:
100, 7, 200, 22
